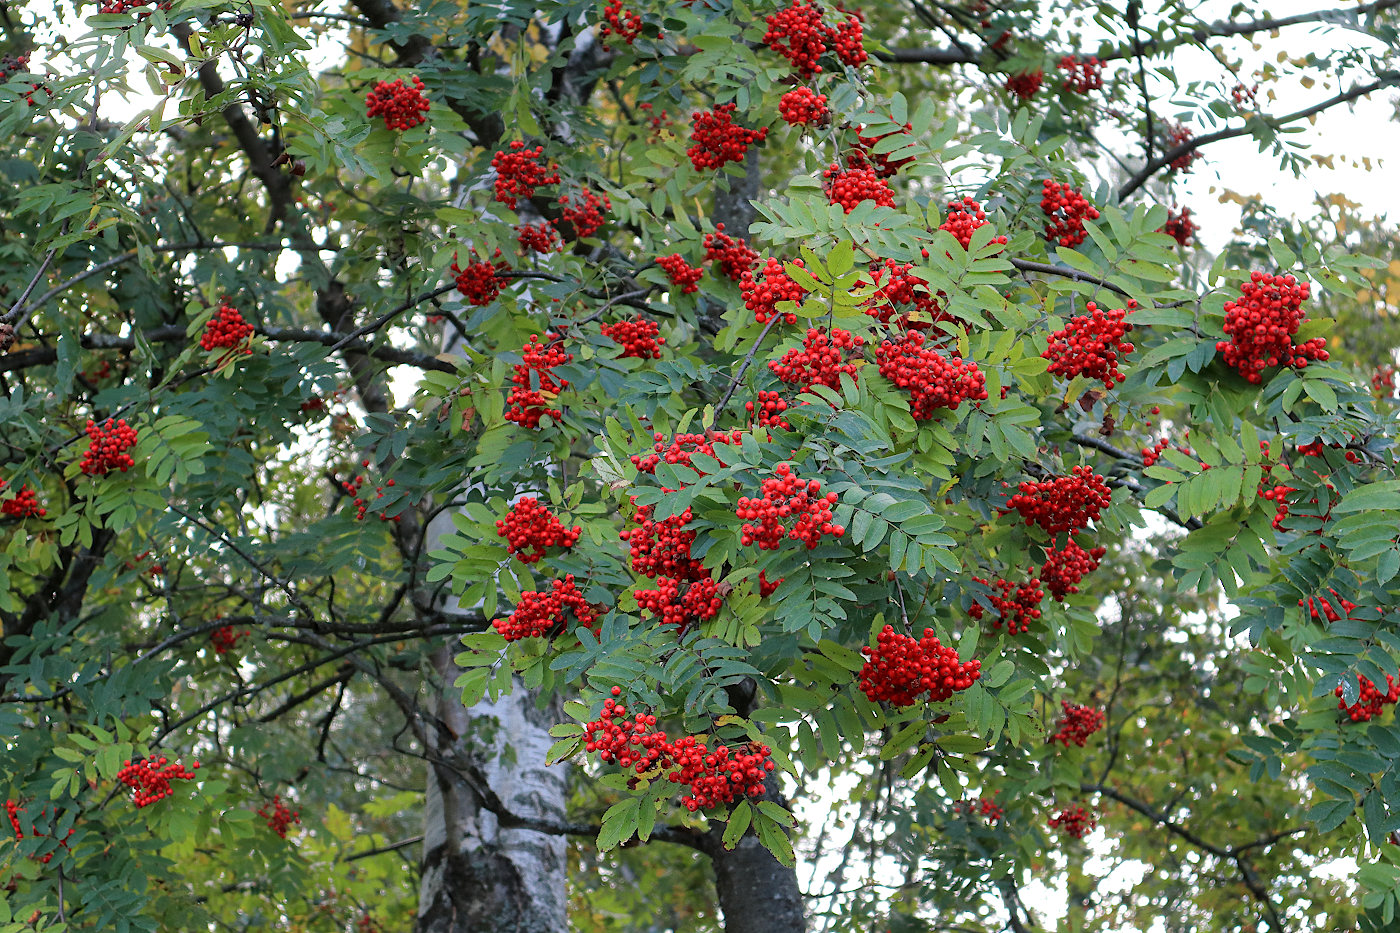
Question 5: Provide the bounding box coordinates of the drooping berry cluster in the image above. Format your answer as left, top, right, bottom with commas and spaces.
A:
1161, 207, 1199, 246
117, 756, 199, 808
866, 260, 945, 326
1163, 122, 1201, 172
0, 482, 46, 519
558, 187, 611, 238
1372, 364, 1396, 398
496, 574, 601, 641
850, 123, 915, 178
657, 254, 704, 293
257, 795, 301, 839
1231, 82, 1260, 106
622, 503, 706, 581
1140, 436, 1170, 466
1041, 300, 1137, 389
1057, 55, 1103, 93
211, 625, 251, 655
452, 250, 509, 306
200, 300, 255, 353
1003, 467, 1112, 535
633, 573, 723, 633
1216, 272, 1328, 384
687, 104, 769, 171
1041, 180, 1100, 248
365, 75, 430, 131
1261, 482, 1299, 530
97, 0, 170, 16
1336, 673, 1400, 722
516, 221, 561, 255
1005, 69, 1044, 102
768, 327, 865, 392
779, 87, 830, 125
1, 53, 49, 107
1048, 804, 1095, 840
737, 463, 845, 550
491, 142, 561, 210
704, 224, 759, 281
746, 391, 791, 430
1300, 589, 1358, 624
602, 318, 665, 359
5, 801, 72, 864
857, 624, 982, 705
80, 418, 138, 476
741, 257, 808, 325
339, 462, 399, 522
1051, 701, 1105, 746
757, 570, 783, 596
940, 196, 1006, 250
506, 334, 571, 429
955, 796, 1004, 822
1039, 540, 1106, 601
822, 163, 896, 213
630, 429, 743, 476
638, 102, 674, 138
762, 0, 865, 77
876, 330, 989, 419
967, 576, 1044, 634
599, 0, 644, 45
496, 497, 581, 564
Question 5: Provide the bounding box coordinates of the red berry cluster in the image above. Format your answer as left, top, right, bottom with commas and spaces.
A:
585, 695, 671, 773
967, 576, 1044, 634
747, 391, 792, 430
117, 756, 199, 808
823, 163, 896, 213
1163, 122, 1201, 172
940, 196, 1005, 250
687, 104, 769, 171
5, 801, 72, 864
516, 221, 561, 255
365, 75, 430, 131
599, 0, 644, 45
452, 250, 509, 306
1140, 436, 1170, 466
622, 503, 706, 581
1048, 804, 1095, 840
0, 482, 46, 519
1041, 300, 1137, 389
741, 257, 808, 325
638, 102, 674, 138
1039, 540, 1106, 601
1299, 589, 1358, 624
866, 260, 944, 326
491, 142, 561, 210
1051, 701, 1105, 746
1003, 467, 1112, 536
875, 330, 988, 419
602, 318, 665, 359
1217, 272, 1327, 384
211, 625, 251, 655
758, 570, 783, 596
763, 0, 865, 77
848, 123, 915, 178
1041, 180, 1100, 247
1058, 55, 1103, 92
779, 87, 830, 126
736, 463, 844, 550
955, 795, 1004, 822
200, 300, 254, 353
496, 574, 601, 641
1161, 207, 1199, 246
1261, 482, 1299, 530
768, 327, 865, 392
1373, 364, 1396, 398
630, 429, 743, 476
704, 224, 759, 281
496, 497, 581, 564
1231, 82, 1260, 106
1336, 673, 1400, 722
1005, 69, 1044, 101
97, 0, 170, 16
506, 334, 571, 429
340, 461, 399, 522
257, 795, 301, 839
634, 573, 723, 633
559, 187, 611, 238
1, 53, 48, 106
657, 254, 704, 293
80, 418, 138, 476
857, 624, 982, 706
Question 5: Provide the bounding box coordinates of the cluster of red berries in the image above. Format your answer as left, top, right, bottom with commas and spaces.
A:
1041, 180, 1101, 248
747, 391, 792, 430
1, 52, 48, 107
365, 75, 430, 131
1042, 300, 1137, 389
80, 418, 138, 476
82, 359, 114, 383
1048, 804, 1095, 840
1005, 69, 1044, 102
822, 163, 896, 213
1261, 482, 1299, 530
741, 257, 808, 325
1003, 467, 1112, 536
1373, 364, 1396, 398
1140, 436, 1170, 466
496, 574, 601, 641
758, 570, 783, 596
866, 260, 944, 326
257, 795, 301, 839
858, 624, 983, 705
602, 318, 665, 359
211, 625, 251, 655
1163, 122, 1201, 172
506, 334, 571, 429
1217, 272, 1328, 384
657, 254, 704, 293
1058, 55, 1103, 93
849, 123, 915, 178
955, 796, 1004, 822
1297, 439, 1360, 463
634, 573, 723, 633
5, 801, 72, 864
630, 429, 743, 476
779, 87, 830, 125
451, 250, 509, 306
1161, 207, 1198, 246
1231, 82, 1260, 106
1040, 540, 1107, 601
200, 300, 255, 353
769, 327, 865, 392
491, 142, 561, 210
876, 330, 989, 419
516, 221, 561, 255
1300, 589, 1358, 624
622, 503, 706, 581
704, 224, 759, 281
599, 0, 644, 45
117, 756, 199, 808
763, 0, 865, 77
688, 104, 769, 171
0, 482, 45, 519
559, 187, 611, 238
97, 0, 170, 16
1336, 673, 1400, 722
340, 462, 399, 522
737, 463, 844, 550
638, 102, 674, 138
496, 497, 580, 563
967, 576, 1044, 634
1051, 701, 1105, 746
940, 196, 1005, 250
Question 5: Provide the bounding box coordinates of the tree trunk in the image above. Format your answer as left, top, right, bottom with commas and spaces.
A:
709, 824, 807, 933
